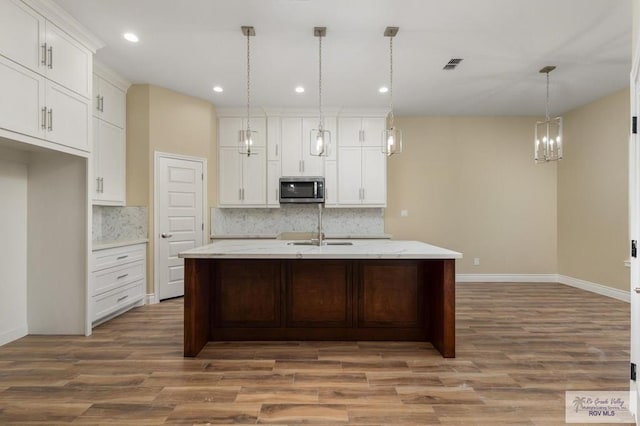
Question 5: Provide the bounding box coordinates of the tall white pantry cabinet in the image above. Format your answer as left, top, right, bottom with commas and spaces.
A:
0, 0, 104, 344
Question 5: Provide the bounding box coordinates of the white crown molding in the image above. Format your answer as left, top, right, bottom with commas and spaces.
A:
94, 61, 131, 92
557, 274, 630, 303
23, 0, 105, 52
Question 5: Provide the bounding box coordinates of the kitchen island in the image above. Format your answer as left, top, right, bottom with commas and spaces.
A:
179, 239, 462, 358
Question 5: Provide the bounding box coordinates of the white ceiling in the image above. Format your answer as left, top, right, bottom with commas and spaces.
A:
54, 0, 632, 116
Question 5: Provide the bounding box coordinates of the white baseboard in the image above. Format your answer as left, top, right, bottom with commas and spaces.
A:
146, 293, 158, 305
557, 274, 630, 303
456, 273, 630, 303
0, 324, 28, 346
456, 274, 557, 283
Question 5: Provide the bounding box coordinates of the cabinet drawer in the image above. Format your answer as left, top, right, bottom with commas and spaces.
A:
92, 280, 144, 322
92, 244, 145, 271
93, 260, 144, 296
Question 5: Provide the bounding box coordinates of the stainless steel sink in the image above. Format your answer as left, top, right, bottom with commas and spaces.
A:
287, 241, 353, 246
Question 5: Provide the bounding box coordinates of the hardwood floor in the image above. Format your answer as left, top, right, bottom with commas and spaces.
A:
0, 283, 630, 424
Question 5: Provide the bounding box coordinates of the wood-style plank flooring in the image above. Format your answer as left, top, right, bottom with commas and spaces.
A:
0, 283, 630, 424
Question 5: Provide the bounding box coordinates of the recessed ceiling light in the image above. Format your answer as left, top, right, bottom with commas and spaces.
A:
123, 32, 139, 43
295, 86, 305, 93
379, 86, 389, 93
213, 86, 223, 93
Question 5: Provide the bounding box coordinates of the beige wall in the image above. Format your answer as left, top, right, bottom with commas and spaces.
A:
385, 116, 558, 274
558, 89, 630, 291
127, 84, 217, 294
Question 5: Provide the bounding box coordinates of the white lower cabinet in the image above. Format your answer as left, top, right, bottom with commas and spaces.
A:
91, 243, 146, 326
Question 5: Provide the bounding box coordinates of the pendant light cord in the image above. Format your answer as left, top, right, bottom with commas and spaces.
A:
545, 71, 550, 121
389, 35, 394, 127
318, 33, 324, 130
246, 31, 251, 135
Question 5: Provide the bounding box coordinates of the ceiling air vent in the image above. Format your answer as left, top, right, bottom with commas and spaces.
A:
443, 58, 464, 70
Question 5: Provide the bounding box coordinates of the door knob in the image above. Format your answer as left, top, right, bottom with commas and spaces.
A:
635, 287, 640, 294
161, 233, 173, 239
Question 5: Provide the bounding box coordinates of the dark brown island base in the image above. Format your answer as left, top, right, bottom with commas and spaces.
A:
178, 239, 462, 358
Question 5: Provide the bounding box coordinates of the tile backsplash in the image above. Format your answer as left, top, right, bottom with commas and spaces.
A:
92, 206, 148, 242
212, 205, 385, 236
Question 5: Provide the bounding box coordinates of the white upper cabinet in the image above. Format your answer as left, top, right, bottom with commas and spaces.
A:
0, 54, 46, 139
280, 116, 335, 177
338, 117, 385, 147
218, 117, 266, 148
44, 80, 90, 151
93, 73, 125, 128
0, 0, 98, 154
218, 116, 267, 207
337, 116, 387, 207
92, 63, 129, 205
0, 0, 44, 72
93, 117, 125, 204
44, 21, 92, 99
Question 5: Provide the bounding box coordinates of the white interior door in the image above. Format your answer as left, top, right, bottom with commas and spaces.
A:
157, 155, 204, 300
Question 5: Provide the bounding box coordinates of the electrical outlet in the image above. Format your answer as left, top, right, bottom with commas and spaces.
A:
400, 210, 408, 217
473, 258, 480, 266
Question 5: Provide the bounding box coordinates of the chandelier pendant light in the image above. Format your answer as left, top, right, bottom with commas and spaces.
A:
534, 65, 562, 163
310, 27, 330, 157
239, 26, 257, 156
382, 26, 402, 156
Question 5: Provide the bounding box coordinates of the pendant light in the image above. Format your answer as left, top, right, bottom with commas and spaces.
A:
382, 26, 402, 156
534, 66, 562, 163
239, 26, 257, 156
310, 27, 330, 157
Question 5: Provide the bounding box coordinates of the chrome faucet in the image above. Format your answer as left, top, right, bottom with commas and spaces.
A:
311, 203, 325, 246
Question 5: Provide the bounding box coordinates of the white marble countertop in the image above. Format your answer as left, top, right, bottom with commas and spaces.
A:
210, 233, 393, 240
179, 239, 462, 260
92, 238, 148, 251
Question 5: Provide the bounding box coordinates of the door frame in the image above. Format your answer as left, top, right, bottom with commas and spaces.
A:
629, 34, 640, 422
153, 151, 207, 303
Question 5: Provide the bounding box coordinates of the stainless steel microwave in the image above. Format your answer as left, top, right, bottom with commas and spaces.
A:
279, 176, 325, 204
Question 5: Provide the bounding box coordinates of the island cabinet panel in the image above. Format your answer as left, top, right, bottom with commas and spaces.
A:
214, 260, 281, 327
358, 261, 423, 328
183, 256, 456, 358
286, 260, 353, 327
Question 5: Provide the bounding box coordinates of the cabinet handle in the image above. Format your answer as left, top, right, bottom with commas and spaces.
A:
359, 129, 364, 142
242, 188, 245, 200
362, 188, 365, 200
47, 45, 53, 69
238, 130, 243, 143
275, 189, 278, 201
161, 233, 173, 239
96, 177, 100, 193
41, 43, 47, 66
96, 95, 101, 111
41, 107, 47, 129
275, 145, 278, 156
117, 295, 129, 303
117, 273, 129, 280
47, 109, 53, 131
635, 287, 640, 294
100, 177, 104, 193
116, 255, 128, 260
100, 96, 104, 112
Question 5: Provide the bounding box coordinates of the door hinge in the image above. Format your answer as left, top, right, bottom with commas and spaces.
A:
633, 116, 638, 134
632, 363, 637, 381
632, 240, 637, 258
